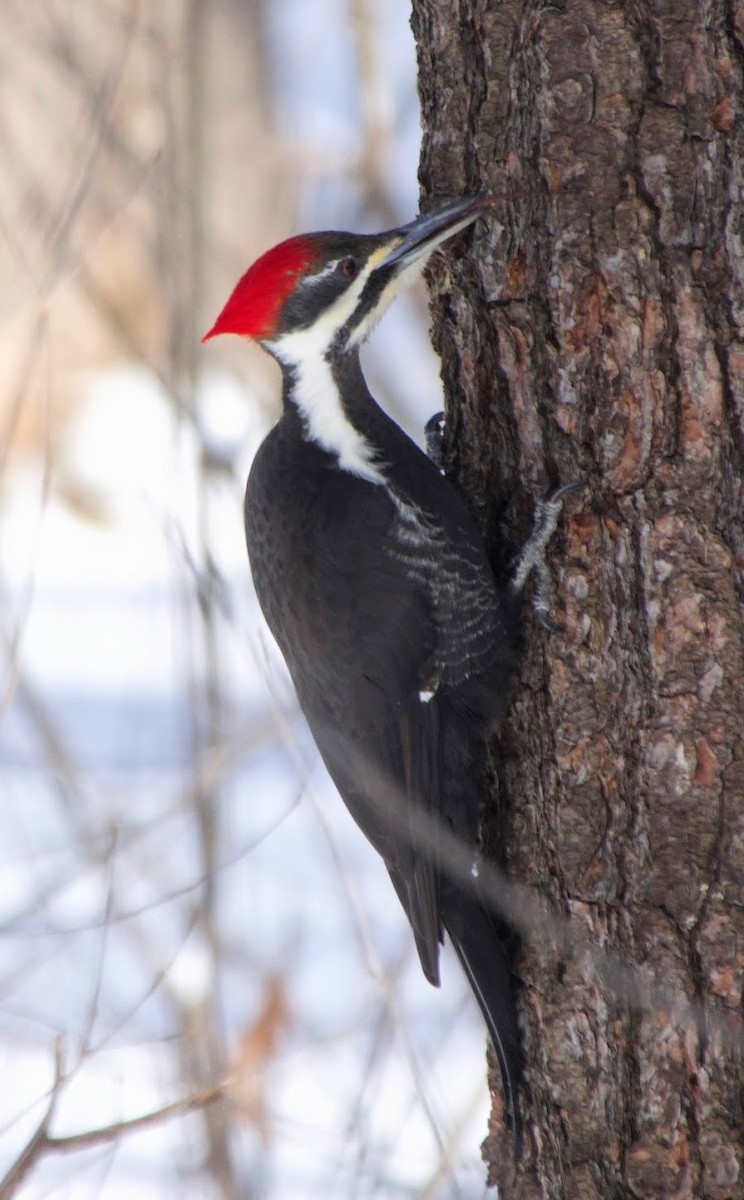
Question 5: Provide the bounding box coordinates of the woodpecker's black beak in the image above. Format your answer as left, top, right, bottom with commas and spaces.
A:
379, 195, 493, 270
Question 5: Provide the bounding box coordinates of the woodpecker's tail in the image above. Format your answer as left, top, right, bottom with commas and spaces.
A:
442, 883, 524, 1152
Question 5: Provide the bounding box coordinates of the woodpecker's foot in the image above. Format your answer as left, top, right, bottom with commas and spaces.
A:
510, 481, 581, 630
425, 411, 446, 471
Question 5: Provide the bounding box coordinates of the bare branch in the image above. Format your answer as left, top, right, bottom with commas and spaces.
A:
0, 1054, 227, 1200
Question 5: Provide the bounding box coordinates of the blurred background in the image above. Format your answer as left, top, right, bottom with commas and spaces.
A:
0, 2, 494, 1196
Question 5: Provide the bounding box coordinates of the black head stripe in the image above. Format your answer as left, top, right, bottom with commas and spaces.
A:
334, 263, 395, 350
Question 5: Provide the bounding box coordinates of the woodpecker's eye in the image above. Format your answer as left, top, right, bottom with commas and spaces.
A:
337, 257, 358, 280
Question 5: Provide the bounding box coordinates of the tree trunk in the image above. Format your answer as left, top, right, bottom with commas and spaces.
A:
411, 2, 744, 1196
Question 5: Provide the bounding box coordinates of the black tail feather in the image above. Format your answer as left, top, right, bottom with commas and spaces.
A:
442, 883, 524, 1153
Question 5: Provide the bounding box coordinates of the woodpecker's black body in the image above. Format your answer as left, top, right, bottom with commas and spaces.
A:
203, 197, 569, 1146
247, 348, 524, 1119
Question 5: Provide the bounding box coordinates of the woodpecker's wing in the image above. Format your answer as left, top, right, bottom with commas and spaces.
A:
304, 685, 445, 983
290, 554, 447, 985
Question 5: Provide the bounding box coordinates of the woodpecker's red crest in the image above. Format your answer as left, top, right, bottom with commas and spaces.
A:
202, 236, 319, 343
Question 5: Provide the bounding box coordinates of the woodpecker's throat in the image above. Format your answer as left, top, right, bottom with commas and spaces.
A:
270, 338, 387, 484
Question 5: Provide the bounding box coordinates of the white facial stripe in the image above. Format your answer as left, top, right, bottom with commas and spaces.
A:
268, 243, 398, 483
348, 253, 429, 348
302, 258, 342, 287
276, 335, 386, 482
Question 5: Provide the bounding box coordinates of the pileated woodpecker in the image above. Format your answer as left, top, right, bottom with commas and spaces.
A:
204, 196, 572, 1145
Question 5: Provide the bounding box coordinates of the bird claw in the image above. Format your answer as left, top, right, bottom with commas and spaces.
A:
424, 409, 579, 631
510, 481, 581, 630
424, 411, 446, 472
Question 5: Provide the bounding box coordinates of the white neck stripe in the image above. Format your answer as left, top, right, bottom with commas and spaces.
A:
278, 339, 386, 483
267, 250, 391, 483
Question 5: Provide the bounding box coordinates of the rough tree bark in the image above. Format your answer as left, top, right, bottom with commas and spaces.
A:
411, 2, 744, 1196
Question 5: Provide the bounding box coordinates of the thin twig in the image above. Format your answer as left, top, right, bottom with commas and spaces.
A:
0, 1039, 64, 1200
45, 1081, 225, 1155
